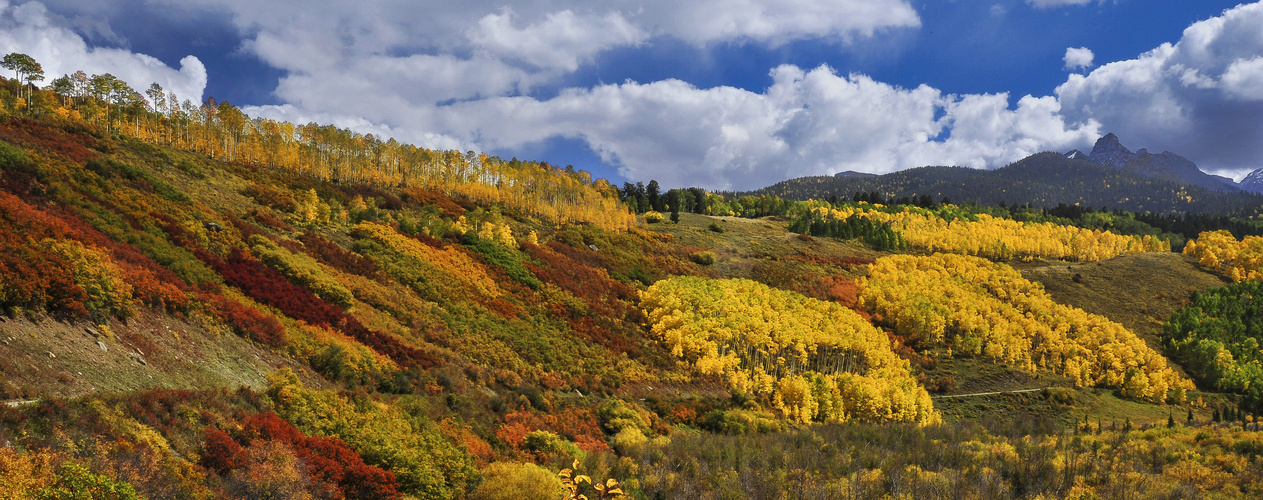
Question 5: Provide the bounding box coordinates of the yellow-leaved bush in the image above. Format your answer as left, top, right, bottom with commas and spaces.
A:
1183, 230, 1263, 282
859, 253, 1193, 402
640, 276, 938, 425
39, 238, 134, 319
249, 235, 355, 307
808, 205, 1168, 262
349, 222, 501, 299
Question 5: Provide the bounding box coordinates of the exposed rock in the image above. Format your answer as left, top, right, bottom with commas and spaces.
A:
85, 326, 99, 337
1064, 150, 1089, 161
96, 341, 107, 352
1087, 133, 1137, 168
1079, 133, 1240, 192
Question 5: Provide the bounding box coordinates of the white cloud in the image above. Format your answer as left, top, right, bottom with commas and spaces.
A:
467, 9, 646, 72
1055, 1, 1263, 178
1221, 56, 1263, 100
1027, 0, 1094, 8
1064, 47, 1094, 70
418, 65, 1099, 190
0, 0, 206, 104
638, 0, 921, 45
21, 0, 1263, 191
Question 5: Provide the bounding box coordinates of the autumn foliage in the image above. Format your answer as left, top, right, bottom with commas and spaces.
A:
799, 203, 1169, 262
1183, 229, 1263, 282
641, 276, 937, 424
204, 412, 401, 500
860, 253, 1192, 402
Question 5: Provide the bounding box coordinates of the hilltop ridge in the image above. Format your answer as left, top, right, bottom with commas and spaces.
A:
1083, 133, 1240, 192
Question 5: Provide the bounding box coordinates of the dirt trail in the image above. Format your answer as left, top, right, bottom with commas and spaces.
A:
931, 388, 1049, 399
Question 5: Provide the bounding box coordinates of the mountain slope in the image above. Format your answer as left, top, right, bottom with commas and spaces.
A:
1242, 168, 1263, 194
753, 152, 1263, 213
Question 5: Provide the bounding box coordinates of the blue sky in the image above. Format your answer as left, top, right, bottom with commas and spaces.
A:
3, 0, 1262, 190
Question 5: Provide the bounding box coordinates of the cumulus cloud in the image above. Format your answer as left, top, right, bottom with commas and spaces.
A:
414, 65, 1100, 190
0, 0, 206, 104
1064, 47, 1094, 70
1056, 2, 1263, 179
21, 0, 1263, 190
466, 9, 647, 72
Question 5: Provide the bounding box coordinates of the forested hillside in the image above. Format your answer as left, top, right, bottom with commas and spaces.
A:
5, 59, 1263, 499
752, 153, 1263, 214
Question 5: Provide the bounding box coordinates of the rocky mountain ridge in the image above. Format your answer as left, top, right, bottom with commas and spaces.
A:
1079, 133, 1241, 192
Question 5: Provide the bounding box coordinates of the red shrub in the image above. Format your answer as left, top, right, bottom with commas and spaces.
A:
344, 184, 402, 211
202, 428, 246, 475
297, 232, 380, 278
241, 183, 297, 212
247, 208, 294, 232
522, 242, 644, 355
341, 462, 400, 500
227, 412, 401, 500
399, 187, 465, 217
203, 293, 286, 347
239, 412, 304, 444
201, 247, 346, 329
227, 215, 269, 242
0, 117, 98, 164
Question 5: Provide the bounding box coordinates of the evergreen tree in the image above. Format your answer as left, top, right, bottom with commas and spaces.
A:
647, 180, 662, 212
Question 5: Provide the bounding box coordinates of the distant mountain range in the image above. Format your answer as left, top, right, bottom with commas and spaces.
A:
751, 134, 1263, 214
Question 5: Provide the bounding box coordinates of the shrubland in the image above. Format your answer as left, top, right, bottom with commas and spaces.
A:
2, 63, 1262, 498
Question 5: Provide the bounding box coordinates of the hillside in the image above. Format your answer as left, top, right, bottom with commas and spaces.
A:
7, 74, 1263, 498
753, 152, 1263, 214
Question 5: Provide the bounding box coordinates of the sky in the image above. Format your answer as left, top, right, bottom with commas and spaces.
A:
2, 0, 1262, 191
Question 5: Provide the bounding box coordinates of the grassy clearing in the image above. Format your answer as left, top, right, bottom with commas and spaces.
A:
0, 310, 325, 401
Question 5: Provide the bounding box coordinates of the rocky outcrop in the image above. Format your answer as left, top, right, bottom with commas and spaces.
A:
1075, 133, 1240, 192
1087, 133, 1138, 169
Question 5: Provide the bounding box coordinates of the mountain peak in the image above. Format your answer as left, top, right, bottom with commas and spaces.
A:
1088, 133, 1136, 168
1072, 133, 1240, 192
1242, 168, 1263, 194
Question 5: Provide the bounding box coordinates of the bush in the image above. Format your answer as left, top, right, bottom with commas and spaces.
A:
85, 158, 190, 203
250, 235, 355, 308
522, 430, 580, 461
708, 222, 725, 233
203, 293, 286, 347
242, 184, 297, 213
644, 211, 664, 223
699, 409, 783, 435
36, 462, 143, 500
596, 400, 649, 436
0, 139, 32, 171
297, 232, 380, 278
689, 251, 715, 266
468, 238, 541, 289
472, 462, 564, 500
